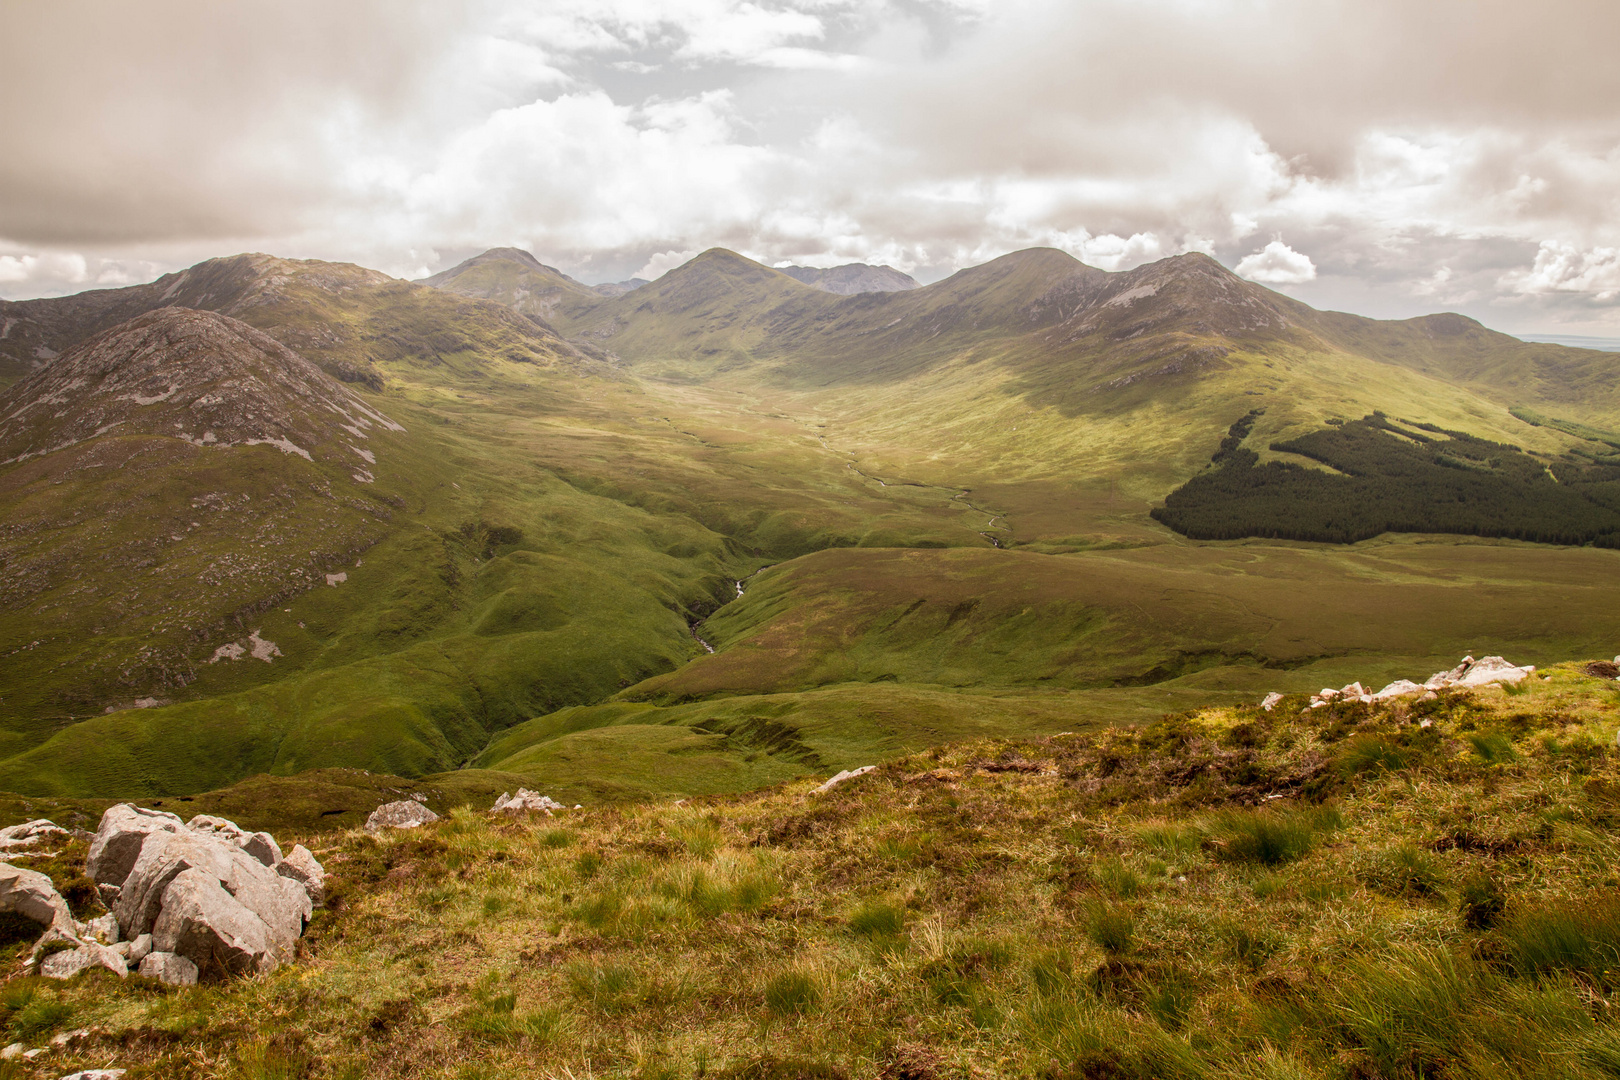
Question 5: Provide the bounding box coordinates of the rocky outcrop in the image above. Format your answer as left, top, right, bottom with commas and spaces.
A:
113, 829, 309, 978
33, 805, 321, 984
365, 800, 439, 832
492, 790, 564, 816
1263, 655, 1538, 712
0, 862, 74, 931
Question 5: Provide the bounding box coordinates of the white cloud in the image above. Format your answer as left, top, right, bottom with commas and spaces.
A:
1236, 241, 1317, 285
1504, 241, 1620, 301
637, 249, 704, 279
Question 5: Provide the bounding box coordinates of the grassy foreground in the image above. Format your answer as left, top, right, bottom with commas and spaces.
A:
5, 661, 1620, 1078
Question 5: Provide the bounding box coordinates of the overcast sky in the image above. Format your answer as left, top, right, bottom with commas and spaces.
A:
3, 0, 1620, 334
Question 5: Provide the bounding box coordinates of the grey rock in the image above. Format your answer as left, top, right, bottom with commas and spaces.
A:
126, 932, 153, 965
0, 1044, 19, 1060
87, 804, 183, 888
113, 830, 240, 939
276, 844, 326, 907
61, 1069, 128, 1079
0, 861, 74, 930
138, 949, 199, 986
40, 941, 127, 980
85, 912, 120, 944
96, 883, 121, 909
364, 799, 439, 832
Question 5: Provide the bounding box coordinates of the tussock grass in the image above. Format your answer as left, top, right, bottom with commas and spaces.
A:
18, 664, 1620, 1077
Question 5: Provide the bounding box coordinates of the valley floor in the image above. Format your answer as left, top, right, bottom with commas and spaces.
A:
7, 660, 1620, 1079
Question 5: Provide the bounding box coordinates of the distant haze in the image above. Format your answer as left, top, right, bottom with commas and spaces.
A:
3, 1, 1620, 334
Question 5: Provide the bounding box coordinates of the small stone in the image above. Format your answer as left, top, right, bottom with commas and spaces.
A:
364, 800, 439, 832
812, 766, 876, 795
60, 1071, 128, 1080
126, 933, 153, 965
1260, 692, 1283, 711
0, 1043, 22, 1060
139, 950, 199, 986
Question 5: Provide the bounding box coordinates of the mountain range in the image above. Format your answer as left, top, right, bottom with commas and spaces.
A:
2, 243, 1618, 807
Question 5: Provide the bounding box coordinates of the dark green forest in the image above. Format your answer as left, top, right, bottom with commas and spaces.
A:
1152, 412, 1620, 546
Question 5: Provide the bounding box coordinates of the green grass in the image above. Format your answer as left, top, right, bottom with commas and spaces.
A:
14, 667, 1620, 1077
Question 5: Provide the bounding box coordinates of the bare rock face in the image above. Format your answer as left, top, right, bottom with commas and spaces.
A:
276, 844, 327, 907
0, 306, 402, 471
0, 862, 74, 930
87, 804, 184, 888
365, 800, 439, 832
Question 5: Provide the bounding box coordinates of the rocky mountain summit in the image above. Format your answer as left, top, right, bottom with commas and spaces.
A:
777, 262, 920, 295
0, 307, 402, 475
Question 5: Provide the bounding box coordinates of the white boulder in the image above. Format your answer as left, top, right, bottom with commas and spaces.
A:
87, 805, 184, 887
0, 862, 74, 931
1260, 692, 1284, 711
364, 800, 439, 832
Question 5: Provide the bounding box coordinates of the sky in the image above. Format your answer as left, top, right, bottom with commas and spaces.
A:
3, 0, 1620, 335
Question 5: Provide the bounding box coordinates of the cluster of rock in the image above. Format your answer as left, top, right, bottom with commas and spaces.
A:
0, 818, 70, 853
492, 789, 567, 815
1260, 655, 1537, 712
1, 804, 325, 987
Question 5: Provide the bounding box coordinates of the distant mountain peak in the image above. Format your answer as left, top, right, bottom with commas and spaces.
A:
423, 247, 571, 288
777, 263, 919, 296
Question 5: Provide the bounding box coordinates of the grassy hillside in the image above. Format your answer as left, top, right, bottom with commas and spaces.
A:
12, 661, 1620, 1078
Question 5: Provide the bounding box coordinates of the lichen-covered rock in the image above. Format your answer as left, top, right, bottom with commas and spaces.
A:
139, 949, 199, 986
87, 804, 183, 888
276, 844, 326, 907
40, 940, 127, 980
0, 861, 74, 930
364, 800, 439, 832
